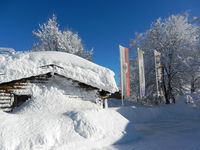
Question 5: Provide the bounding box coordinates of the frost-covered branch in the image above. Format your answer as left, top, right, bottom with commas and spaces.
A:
32, 15, 93, 61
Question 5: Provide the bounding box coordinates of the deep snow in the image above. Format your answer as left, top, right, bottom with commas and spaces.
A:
107, 98, 200, 150
0, 93, 200, 150
0, 55, 199, 150
0, 51, 118, 93
0, 83, 129, 150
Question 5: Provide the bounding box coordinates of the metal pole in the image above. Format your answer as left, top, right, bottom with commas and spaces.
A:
137, 48, 141, 99
119, 45, 124, 106
154, 51, 159, 97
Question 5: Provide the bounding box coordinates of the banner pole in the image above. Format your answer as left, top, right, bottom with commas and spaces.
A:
137, 48, 145, 99
137, 48, 141, 99
119, 46, 124, 106
154, 50, 159, 97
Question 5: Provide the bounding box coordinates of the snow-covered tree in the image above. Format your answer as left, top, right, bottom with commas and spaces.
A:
185, 16, 200, 93
131, 14, 199, 104
32, 15, 93, 60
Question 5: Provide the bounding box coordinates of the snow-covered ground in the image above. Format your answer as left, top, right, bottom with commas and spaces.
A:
0, 51, 199, 150
0, 83, 129, 150
107, 98, 200, 150
0, 93, 200, 150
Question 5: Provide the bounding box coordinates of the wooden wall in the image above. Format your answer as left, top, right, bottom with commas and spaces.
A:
0, 72, 110, 112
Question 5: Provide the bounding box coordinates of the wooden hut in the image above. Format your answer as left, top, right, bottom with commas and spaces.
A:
0, 51, 118, 112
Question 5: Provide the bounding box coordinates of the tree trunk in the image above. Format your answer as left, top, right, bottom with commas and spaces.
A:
168, 74, 176, 104
191, 80, 195, 93
162, 66, 170, 104
168, 79, 175, 103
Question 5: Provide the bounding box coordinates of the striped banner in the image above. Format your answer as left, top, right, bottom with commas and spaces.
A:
137, 48, 145, 98
119, 45, 130, 98
154, 50, 163, 97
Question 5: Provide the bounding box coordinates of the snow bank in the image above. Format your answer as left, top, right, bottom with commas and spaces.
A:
1, 91, 200, 150
0, 51, 127, 149
0, 109, 128, 150
185, 92, 200, 108
111, 97, 200, 124
0, 51, 118, 93
0, 83, 129, 150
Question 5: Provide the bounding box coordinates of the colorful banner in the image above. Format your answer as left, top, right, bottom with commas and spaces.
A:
119, 45, 130, 98
154, 50, 163, 97
137, 48, 145, 98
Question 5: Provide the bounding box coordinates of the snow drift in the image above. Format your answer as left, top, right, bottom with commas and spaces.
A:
0, 83, 129, 150
0, 51, 129, 150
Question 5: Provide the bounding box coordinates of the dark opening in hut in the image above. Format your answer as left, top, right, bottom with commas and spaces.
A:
12, 94, 31, 108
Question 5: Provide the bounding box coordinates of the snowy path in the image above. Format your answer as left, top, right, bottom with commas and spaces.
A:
132, 119, 200, 150
109, 104, 200, 150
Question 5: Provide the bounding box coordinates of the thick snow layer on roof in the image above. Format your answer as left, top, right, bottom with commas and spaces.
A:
0, 51, 118, 93
0, 47, 15, 55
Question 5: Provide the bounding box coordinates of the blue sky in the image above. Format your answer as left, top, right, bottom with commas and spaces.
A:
0, 0, 200, 83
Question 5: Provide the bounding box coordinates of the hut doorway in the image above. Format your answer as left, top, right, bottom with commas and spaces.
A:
13, 94, 31, 107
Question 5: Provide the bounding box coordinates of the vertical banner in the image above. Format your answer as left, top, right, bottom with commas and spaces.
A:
137, 48, 145, 98
119, 45, 131, 101
154, 50, 162, 97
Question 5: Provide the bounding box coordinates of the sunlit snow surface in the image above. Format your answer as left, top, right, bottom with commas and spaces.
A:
107, 98, 200, 150
0, 51, 200, 150
0, 51, 118, 93
0, 84, 129, 150
0, 94, 200, 149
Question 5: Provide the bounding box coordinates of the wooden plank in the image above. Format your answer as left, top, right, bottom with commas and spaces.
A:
0, 107, 12, 112
0, 98, 11, 100
0, 103, 11, 107
0, 93, 12, 95
0, 101, 11, 104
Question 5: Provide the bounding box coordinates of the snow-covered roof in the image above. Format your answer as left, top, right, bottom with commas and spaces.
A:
0, 51, 118, 93
0, 47, 15, 55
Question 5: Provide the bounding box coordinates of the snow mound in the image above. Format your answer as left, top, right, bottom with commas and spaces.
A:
16, 83, 99, 114
0, 110, 128, 150
0, 84, 129, 150
0, 51, 118, 93
0, 109, 128, 150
